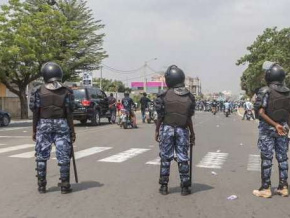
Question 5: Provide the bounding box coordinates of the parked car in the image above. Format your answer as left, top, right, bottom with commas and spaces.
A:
71, 86, 111, 125
0, 110, 11, 126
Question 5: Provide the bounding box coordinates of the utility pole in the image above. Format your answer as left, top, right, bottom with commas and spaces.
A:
100, 66, 103, 89
143, 57, 157, 93
143, 62, 147, 93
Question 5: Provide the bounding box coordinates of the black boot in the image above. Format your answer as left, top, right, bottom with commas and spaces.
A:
181, 180, 191, 196
159, 176, 169, 195
37, 177, 47, 193
36, 161, 47, 194
159, 184, 168, 195
59, 177, 72, 194
181, 186, 191, 196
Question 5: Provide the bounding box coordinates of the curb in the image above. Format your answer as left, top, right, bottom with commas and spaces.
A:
10, 120, 32, 124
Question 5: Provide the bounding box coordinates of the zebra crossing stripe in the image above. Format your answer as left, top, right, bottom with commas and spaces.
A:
10, 147, 56, 159
0, 144, 5, 146
99, 148, 150, 163
247, 154, 260, 171
196, 152, 228, 169
146, 157, 161, 165
51, 147, 112, 160
0, 144, 35, 154
74, 147, 112, 160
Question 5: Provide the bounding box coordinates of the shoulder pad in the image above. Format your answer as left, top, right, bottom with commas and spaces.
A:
157, 90, 167, 97
254, 86, 269, 116
62, 85, 73, 92
258, 86, 270, 95
29, 85, 41, 112
154, 95, 165, 118
31, 85, 41, 94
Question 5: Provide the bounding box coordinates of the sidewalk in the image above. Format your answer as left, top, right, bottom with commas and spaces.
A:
10, 119, 32, 124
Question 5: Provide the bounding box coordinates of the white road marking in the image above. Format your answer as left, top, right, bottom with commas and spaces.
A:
74, 147, 112, 160
146, 157, 161, 165
0, 144, 5, 146
51, 147, 112, 160
197, 152, 229, 169
0, 144, 34, 154
0, 127, 29, 132
247, 154, 261, 171
0, 136, 30, 139
10, 147, 56, 158
99, 148, 150, 163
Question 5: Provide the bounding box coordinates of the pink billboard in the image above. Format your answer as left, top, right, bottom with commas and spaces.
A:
131, 81, 167, 88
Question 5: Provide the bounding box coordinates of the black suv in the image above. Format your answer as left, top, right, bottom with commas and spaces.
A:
72, 86, 111, 125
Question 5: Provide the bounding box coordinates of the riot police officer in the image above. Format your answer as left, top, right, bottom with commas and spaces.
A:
155, 65, 195, 196
29, 62, 76, 194
253, 61, 290, 198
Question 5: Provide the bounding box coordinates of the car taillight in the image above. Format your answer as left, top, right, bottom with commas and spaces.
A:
81, 99, 91, 106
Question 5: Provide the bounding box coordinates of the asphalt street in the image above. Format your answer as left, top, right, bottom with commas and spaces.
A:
0, 112, 290, 218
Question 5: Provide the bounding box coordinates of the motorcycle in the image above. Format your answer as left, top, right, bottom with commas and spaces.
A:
145, 102, 157, 123
119, 109, 133, 129
224, 108, 230, 117
211, 106, 217, 115
245, 109, 253, 121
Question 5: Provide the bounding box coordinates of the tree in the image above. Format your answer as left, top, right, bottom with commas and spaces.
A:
92, 78, 127, 92
0, 0, 107, 118
237, 27, 290, 96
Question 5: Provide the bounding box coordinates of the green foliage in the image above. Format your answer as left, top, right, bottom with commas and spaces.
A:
93, 78, 127, 92
0, 0, 107, 118
237, 27, 290, 96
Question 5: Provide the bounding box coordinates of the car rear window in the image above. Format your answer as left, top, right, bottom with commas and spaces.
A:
73, 89, 86, 100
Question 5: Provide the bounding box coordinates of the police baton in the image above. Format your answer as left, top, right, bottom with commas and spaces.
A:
71, 144, 79, 183
189, 141, 194, 187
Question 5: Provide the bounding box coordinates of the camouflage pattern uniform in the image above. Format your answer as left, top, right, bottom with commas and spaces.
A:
258, 93, 289, 187
159, 125, 190, 186
30, 86, 72, 183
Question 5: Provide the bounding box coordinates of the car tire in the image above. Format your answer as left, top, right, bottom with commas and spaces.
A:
91, 110, 100, 126
80, 119, 87, 125
2, 115, 10, 126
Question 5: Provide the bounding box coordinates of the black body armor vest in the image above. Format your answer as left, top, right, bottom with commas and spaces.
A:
39, 85, 68, 119
163, 89, 193, 128
266, 88, 290, 124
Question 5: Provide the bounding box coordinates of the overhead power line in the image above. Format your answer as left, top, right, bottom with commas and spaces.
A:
102, 64, 144, 74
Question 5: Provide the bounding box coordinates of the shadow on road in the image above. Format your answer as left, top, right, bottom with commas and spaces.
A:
169, 183, 214, 194
47, 181, 104, 193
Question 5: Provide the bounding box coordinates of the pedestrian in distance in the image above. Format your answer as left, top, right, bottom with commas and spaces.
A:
29, 62, 76, 194
242, 99, 255, 120
108, 93, 117, 124
253, 61, 290, 198
121, 91, 138, 128
140, 92, 151, 123
155, 65, 195, 196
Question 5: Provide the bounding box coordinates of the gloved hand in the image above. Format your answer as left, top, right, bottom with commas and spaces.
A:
189, 134, 195, 146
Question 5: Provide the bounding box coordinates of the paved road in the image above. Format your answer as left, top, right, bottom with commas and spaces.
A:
0, 112, 289, 218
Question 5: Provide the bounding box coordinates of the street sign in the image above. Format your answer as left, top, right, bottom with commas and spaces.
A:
83, 72, 93, 86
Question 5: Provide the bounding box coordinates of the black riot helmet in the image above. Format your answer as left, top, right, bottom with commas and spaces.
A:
165, 65, 185, 88
41, 62, 63, 83
263, 61, 286, 84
